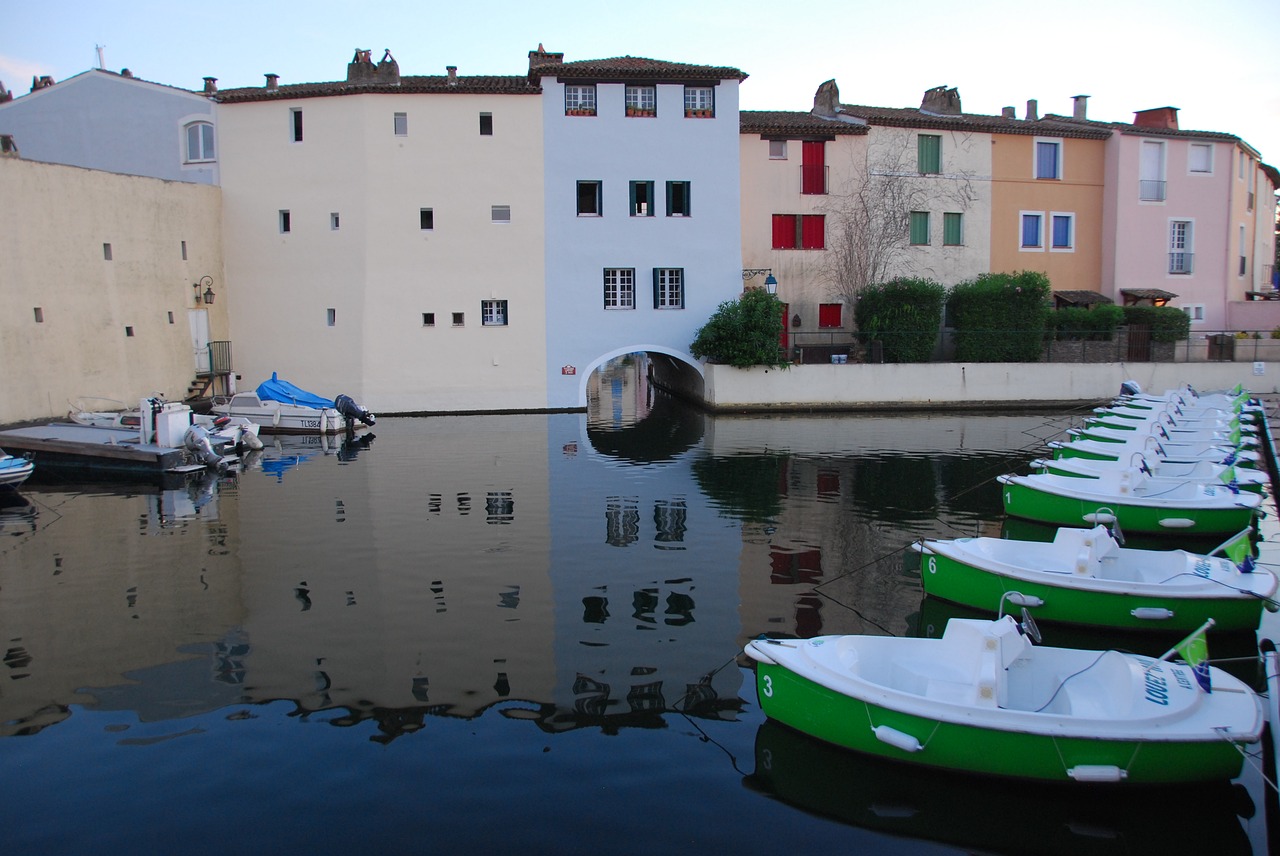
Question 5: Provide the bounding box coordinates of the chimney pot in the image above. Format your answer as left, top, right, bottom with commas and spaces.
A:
1072, 95, 1089, 120
1002, 106, 1016, 119
447, 65, 457, 85
265, 73, 279, 90
1026, 99, 1038, 121
203, 76, 217, 94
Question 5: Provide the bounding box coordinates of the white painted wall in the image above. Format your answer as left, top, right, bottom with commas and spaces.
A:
0, 70, 218, 184
218, 89, 546, 412
0, 157, 224, 424
541, 78, 743, 409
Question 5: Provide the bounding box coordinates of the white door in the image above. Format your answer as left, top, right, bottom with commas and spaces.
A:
188, 309, 211, 373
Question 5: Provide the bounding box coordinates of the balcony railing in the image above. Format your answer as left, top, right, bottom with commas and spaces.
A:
799, 164, 828, 195
1139, 179, 1166, 201
1168, 251, 1194, 274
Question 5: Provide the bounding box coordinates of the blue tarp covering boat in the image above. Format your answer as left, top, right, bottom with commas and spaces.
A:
255, 372, 334, 410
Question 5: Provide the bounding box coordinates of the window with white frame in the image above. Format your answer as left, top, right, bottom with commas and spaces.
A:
565, 85, 596, 115
394, 112, 408, 136
1139, 140, 1166, 201
1020, 213, 1043, 249
684, 86, 714, 116
1188, 143, 1213, 174
1181, 304, 1205, 322
290, 109, 303, 143
1035, 139, 1062, 180
654, 268, 684, 309
184, 121, 215, 163
482, 299, 508, 326
769, 140, 788, 159
1050, 213, 1074, 251
625, 85, 656, 115
1169, 220, 1194, 274
604, 268, 635, 309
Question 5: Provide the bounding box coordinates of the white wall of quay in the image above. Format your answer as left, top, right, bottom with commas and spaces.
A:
701, 362, 1280, 410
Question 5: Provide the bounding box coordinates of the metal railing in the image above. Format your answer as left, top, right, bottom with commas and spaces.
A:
1168, 252, 1194, 274
1139, 179, 1166, 202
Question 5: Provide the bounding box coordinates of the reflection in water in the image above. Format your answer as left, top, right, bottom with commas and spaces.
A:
0, 368, 1269, 853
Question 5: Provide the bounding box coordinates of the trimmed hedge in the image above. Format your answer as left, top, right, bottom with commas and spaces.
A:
690, 288, 789, 368
1121, 305, 1191, 343
1047, 304, 1124, 341
950, 271, 1052, 361
853, 277, 946, 362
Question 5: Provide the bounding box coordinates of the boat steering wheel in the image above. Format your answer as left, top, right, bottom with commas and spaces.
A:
1019, 607, 1042, 644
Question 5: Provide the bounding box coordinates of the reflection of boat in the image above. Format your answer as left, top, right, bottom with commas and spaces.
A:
211, 373, 374, 435
998, 468, 1262, 536
744, 615, 1263, 784
0, 449, 34, 487
915, 524, 1277, 632
745, 719, 1254, 856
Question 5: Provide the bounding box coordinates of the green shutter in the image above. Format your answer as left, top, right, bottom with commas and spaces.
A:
943, 212, 962, 246
917, 134, 940, 174
910, 211, 929, 245
652, 268, 660, 308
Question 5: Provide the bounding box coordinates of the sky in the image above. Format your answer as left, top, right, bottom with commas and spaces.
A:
4, 0, 1279, 165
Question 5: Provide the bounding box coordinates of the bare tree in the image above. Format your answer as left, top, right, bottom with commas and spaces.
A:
820, 130, 979, 308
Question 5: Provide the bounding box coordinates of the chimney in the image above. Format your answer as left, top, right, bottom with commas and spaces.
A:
812, 79, 840, 118
1001, 106, 1016, 119
347, 49, 375, 83
0, 80, 11, 104
920, 85, 961, 115
203, 77, 217, 95
30, 75, 55, 91
447, 66, 458, 85
1133, 107, 1179, 130
377, 49, 400, 84
120, 69, 133, 79
1072, 94, 1089, 120
265, 73, 279, 90
528, 43, 564, 73
1026, 99, 1038, 121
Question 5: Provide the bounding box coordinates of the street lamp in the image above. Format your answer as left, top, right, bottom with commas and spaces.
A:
194, 275, 215, 306
763, 273, 777, 294
742, 268, 778, 294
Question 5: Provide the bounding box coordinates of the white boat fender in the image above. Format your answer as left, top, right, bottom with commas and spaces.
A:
1158, 518, 1197, 529
873, 725, 923, 753
1130, 607, 1175, 620
1068, 765, 1127, 783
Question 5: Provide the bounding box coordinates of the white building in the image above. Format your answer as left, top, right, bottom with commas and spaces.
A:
529, 49, 747, 409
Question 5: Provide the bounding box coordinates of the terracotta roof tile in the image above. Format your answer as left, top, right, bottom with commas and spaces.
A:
739, 110, 868, 136
834, 103, 1111, 139
1043, 113, 1243, 145
215, 75, 540, 103
532, 56, 748, 82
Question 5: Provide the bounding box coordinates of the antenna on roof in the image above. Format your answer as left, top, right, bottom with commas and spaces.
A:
95, 44, 105, 70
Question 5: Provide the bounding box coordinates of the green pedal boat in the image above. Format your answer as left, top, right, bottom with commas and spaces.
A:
744, 616, 1264, 784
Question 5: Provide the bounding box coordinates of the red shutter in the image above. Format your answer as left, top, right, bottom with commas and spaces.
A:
801, 214, 825, 249
772, 214, 797, 249
818, 303, 842, 328
801, 141, 826, 194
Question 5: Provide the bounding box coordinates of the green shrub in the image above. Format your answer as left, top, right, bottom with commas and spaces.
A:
1047, 303, 1124, 341
853, 277, 946, 362
1120, 306, 1191, 343
690, 288, 789, 368
949, 271, 1052, 361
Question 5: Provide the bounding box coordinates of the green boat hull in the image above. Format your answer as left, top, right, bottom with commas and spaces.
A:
920, 550, 1265, 632
1001, 479, 1256, 536
753, 663, 1246, 784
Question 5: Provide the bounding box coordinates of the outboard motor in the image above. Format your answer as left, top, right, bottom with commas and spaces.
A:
183, 423, 226, 470
333, 394, 376, 428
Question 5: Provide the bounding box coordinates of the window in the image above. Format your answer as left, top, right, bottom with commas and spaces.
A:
684, 86, 714, 116
491, 205, 511, 223
103, 243, 112, 260
818, 303, 842, 328
1035, 139, 1061, 180
653, 268, 684, 309
125, 326, 134, 337
771, 214, 825, 249
666, 181, 691, 217
1169, 220, 1194, 274
181, 240, 187, 260
394, 112, 408, 136
184, 121, 215, 162
577, 181, 602, 216
279, 210, 291, 233
327, 308, 336, 326
330, 212, 340, 230
423, 313, 435, 327
34, 307, 43, 323
452, 312, 465, 326
769, 140, 788, 160
917, 134, 941, 174
1051, 213, 1074, 250
482, 299, 508, 326
1020, 213, 1043, 249
1239, 225, 1247, 277
604, 268, 636, 309
565, 85, 596, 115
625, 85, 656, 116
420, 208, 434, 230
943, 212, 963, 246
1139, 140, 1166, 201
479, 113, 493, 135
629, 181, 654, 217
801, 141, 826, 194
1189, 143, 1212, 174
909, 211, 930, 245
167, 311, 174, 324
290, 109, 303, 142
1182, 304, 1205, 322
1238, 150, 1245, 179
